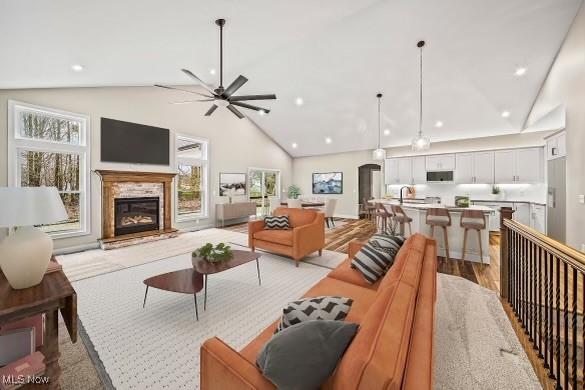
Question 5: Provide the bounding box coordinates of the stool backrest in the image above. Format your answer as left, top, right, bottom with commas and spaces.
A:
375, 203, 391, 217
460, 209, 486, 229
425, 207, 452, 226
390, 205, 407, 218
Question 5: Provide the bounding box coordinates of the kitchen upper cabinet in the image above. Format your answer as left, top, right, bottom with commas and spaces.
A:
398, 158, 412, 184
426, 154, 455, 171
455, 152, 494, 184
494, 148, 542, 184
546, 131, 566, 160
411, 157, 426, 184
384, 158, 400, 184
455, 153, 474, 183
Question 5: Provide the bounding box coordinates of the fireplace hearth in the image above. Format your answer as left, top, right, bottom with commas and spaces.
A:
114, 197, 160, 236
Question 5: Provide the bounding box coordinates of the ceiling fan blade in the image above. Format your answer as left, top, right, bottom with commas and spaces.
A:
226, 104, 245, 119
229, 94, 277, 101
231, 101, 270, 113
155, 84, 213, 98
171, 99, 215, 104
205, 104, 218, 116
181, 69, 217, 95
222, 75, 248, 98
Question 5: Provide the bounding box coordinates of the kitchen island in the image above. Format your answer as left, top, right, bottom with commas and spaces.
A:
370, 199, 493, 263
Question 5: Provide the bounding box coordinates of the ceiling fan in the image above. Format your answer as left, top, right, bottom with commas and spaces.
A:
155, 18, 276, 119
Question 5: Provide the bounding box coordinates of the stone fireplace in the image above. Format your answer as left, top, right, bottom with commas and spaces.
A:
96, 170, 178, 249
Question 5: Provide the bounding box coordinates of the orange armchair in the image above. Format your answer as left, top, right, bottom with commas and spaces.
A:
248, 208, 325, 266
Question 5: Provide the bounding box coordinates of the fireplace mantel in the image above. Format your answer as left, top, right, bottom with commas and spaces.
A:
95, 170, 177, 245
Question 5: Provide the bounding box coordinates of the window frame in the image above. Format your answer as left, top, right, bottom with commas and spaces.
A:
7, 100, 91, 239
174, 134, 209, 222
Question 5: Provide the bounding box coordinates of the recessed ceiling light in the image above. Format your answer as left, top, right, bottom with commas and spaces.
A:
501, 110, 511, 118
514, 67, 527, 76
292, 142, 298, 149
71, 64, 84, 72
435, 120, 444, 128
325, 137, 332, 144
258, 110, 267, 116
294, 97, 304, 106
383, 129, 391, 136
209, 68, 217, 75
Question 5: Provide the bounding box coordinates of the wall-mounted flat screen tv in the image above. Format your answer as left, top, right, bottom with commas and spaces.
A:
312, 172, 343, 194
100, 118, 170, 165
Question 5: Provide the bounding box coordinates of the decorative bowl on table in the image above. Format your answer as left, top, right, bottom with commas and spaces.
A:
192, 243, 233, 263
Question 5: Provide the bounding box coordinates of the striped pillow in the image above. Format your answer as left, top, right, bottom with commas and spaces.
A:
351, 234, 405, 284
264, 215, 291, 230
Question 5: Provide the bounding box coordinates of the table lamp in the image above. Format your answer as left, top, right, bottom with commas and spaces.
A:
0, 187, 68, 289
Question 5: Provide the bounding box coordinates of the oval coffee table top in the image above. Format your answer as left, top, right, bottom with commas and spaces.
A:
143, 268, 203, 294
192, 249, 261, 275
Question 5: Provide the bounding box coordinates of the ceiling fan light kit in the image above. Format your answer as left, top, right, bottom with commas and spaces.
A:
372, 92, 386, 160
412, 40, 431, 151
155, 18, 277, 119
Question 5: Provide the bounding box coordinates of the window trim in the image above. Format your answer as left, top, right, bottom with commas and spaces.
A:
174, 134, 209, 222
7, 100, 91, 239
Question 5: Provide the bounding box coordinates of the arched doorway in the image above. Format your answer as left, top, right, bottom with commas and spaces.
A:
358, 163, 381, 218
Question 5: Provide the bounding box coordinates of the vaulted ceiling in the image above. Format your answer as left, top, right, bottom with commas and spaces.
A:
0, 0, 582, 156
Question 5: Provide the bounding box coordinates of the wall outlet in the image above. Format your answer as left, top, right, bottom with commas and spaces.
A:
579, 194, 585, 204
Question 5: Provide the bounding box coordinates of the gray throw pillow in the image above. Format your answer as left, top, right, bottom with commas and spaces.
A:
275, 296, 353, 333
257, 320, 358, 390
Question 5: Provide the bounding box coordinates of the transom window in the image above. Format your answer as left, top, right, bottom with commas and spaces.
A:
8, 101, 90, 237
175, 135, 208, 221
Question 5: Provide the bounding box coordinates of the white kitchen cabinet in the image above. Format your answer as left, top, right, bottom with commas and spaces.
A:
531, 204, 547, 234
494, 148, 542, 184
455, 152, 494, 184
398, 158, 412, 185
546, 131, 566, 160
384, 158, 400, 185
513, 203, 531, 226
426, 154, 455, 171
412, 156, 427, 184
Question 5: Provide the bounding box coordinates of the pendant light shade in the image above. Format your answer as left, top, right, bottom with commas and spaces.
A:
372, 93, 385, 160
412, 40, 431, 151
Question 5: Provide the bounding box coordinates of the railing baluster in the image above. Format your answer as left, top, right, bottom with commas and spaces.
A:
582, 272, 584, 390
525, 237, 529, 332
557, 255, 562, 386
538, 244, 543, 356
572, 268, 577, 389
564, 261, 569, 390
531, 241, 536, 344
549, 252, 556, 380
545, 248, 550, 369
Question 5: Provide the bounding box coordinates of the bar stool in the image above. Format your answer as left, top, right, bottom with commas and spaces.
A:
374, 203, 392, 233
426, 208, 452, 261
363, 197, 376, 221
390, 205, 412, 236
460, 209, 487, 265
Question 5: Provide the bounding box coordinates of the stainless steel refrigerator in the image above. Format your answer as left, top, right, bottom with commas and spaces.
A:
547, 157, 566, 242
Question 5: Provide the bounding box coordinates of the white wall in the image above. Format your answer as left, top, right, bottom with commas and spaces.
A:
0, 86, 292, 250
526, 3, 585, 249
292, 150, 382, 218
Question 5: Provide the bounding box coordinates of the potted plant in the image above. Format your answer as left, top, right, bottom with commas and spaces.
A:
287, 185, 301, 200
491, 185, 504, 200
193, 242, 233, 263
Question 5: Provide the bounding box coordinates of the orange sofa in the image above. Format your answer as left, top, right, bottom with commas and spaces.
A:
248, 207, 325, 267
201, 233, 437, 390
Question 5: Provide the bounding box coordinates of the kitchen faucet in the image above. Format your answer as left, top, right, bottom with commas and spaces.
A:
399, 186, 410, 205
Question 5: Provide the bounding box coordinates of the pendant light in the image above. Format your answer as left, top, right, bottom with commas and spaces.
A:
372, 93, 386, 160
411, 40, 431, 151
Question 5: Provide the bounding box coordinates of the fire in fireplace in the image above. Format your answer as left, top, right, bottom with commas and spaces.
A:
114, 197, 160, 236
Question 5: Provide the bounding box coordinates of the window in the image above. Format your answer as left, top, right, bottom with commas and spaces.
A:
175, 135, 208, 221
8, 101, 90, 237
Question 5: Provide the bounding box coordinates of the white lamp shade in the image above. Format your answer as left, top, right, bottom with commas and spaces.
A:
0, 187, 69, 227
372, 148, 386, 160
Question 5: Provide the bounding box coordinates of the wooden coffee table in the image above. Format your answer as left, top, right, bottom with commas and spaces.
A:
192, 249, 262, 310
143, 269, 203, 320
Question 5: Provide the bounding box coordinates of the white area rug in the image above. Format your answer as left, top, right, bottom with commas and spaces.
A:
57, 228, 345, 281
435, 274, 541, 389
73, 252, 333, 389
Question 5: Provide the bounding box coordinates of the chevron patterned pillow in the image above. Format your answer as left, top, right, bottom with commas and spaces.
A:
275, 296, 354, 333
351, 234, 405, 284
264, 215, 291, 230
